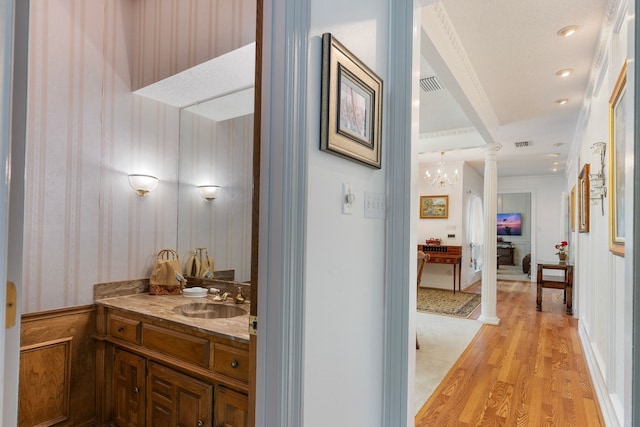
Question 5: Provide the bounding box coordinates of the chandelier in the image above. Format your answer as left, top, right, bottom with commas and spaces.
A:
424, 151, 458, 188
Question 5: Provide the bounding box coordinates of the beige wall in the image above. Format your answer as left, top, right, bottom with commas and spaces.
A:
132, 0, 255, 90
22, 0, 255, 313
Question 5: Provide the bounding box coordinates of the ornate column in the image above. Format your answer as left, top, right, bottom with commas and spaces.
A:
479, 144, 501, 325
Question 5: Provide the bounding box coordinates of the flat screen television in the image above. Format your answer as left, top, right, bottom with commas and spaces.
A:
497, 213, 522, 236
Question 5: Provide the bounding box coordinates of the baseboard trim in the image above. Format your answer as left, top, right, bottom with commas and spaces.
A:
578, 321, 622, 426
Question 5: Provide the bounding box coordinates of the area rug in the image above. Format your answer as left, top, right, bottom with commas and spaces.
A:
414, 312, 481, 414
417, 287, 481, 318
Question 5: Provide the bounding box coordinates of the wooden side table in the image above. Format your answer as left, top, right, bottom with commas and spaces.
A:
497, 244, 515, 265
419, 245, 463, 293
536, 261, 573, 315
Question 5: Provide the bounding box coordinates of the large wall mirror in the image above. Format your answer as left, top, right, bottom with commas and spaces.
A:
177, 93, 254, 283
134, 43, 256, 283
136, 43, 256, 282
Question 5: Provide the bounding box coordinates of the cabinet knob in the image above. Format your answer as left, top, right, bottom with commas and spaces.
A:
230, 360, 238, 369
133, 386, 139, 394
118, 327, 125, 333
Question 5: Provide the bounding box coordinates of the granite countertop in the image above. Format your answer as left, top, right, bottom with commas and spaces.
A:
96, 293, 250, 343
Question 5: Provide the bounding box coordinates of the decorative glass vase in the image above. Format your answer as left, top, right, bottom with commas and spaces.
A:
558, 253, 568, 263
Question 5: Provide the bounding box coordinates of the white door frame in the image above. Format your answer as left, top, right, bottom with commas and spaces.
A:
255, 0, 415, 426
2, 0, 28, 425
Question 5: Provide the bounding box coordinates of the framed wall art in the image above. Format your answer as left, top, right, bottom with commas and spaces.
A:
320, 33, 383, 169
570, 185, 576, 232
578, 163, 590, 233
420, 195, 448, 219
608, 60, 626, 256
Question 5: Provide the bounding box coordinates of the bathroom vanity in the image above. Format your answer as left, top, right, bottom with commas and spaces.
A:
94, 293, 250, 427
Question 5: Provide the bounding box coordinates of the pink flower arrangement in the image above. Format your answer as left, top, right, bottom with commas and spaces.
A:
555, 240, 568, 255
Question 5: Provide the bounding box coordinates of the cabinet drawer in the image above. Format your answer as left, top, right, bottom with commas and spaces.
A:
108, 314, 141, 344
142, 324, 210, 368
213, 342, 249, 382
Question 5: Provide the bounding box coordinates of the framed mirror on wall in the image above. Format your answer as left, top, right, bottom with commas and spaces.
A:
177, 95, 255, 283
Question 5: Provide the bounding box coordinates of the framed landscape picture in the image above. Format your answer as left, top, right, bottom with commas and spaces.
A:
578, 163, 590, 233
570, 185, 576, 232
320, 33, 383, 169
420, 195, 448, 219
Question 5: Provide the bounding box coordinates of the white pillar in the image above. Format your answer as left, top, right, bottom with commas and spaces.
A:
479, 144, 501, 325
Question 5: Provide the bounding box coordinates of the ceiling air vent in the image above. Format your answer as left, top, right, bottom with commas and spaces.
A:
420, 76, 443, 93
514, 140, 532, 148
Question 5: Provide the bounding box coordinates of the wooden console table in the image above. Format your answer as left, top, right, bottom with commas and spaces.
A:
536, 261, 573, 315
419, 245, 462, 293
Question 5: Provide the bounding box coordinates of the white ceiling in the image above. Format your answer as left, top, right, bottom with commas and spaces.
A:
418, 0, 609, 178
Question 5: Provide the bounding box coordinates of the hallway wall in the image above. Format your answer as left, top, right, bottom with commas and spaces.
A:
564, 2, 635, 425
303, 0, 394, 424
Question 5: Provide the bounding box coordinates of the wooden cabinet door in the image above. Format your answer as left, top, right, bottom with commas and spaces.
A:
113, 348, 146, 427
147, 361, 213, 427
215, 386, 248, 427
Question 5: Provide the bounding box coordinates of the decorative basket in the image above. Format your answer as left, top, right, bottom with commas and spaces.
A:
149, 249, 186, 295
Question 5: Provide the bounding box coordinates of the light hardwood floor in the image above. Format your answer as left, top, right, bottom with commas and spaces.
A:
415, 279, 605, 427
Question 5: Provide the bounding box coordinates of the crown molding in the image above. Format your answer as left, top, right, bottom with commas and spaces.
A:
422, 3, 500, 138
420, 126, 476, 140
585, 0, 626, 99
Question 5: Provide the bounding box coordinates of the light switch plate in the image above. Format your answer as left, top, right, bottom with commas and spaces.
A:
342, 183, 354, 215
364, 192, 386, 219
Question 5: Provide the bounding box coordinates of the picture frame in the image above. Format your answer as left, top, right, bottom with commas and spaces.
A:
570, 185, 576, 232
578, 163, 590, 233
420, 195, 449, 219
608, 61, 626, 256
320, 33, 383, 169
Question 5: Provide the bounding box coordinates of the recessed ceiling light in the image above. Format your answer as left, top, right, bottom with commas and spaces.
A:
555, 98, 569, 105
558, 25, 579, 37
556, 68, 573, 77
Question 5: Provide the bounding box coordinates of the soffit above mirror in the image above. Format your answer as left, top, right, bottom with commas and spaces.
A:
184, 87, 255, 122
134, 42, 256, 109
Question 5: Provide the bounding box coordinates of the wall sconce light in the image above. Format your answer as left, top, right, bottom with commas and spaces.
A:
128, 174, 159, 196
197, 185, 222, 202
589, 141, 607, 215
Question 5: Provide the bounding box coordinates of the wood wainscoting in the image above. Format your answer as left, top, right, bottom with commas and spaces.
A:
19, 305, 97, 427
